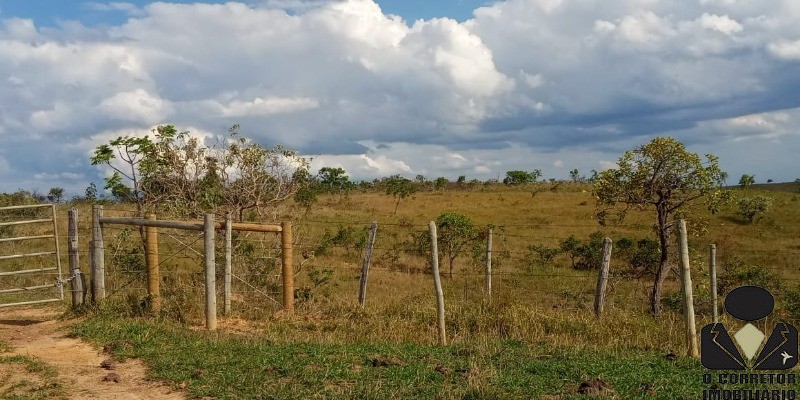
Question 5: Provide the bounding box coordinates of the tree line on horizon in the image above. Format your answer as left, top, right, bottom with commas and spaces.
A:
0, 125, 789, 316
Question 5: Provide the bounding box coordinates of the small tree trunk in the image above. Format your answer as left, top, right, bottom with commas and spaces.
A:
449, 256, 455, 279
394, 198, 400, 215
651, 207, 670, 316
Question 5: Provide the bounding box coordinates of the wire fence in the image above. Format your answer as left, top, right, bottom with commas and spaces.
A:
3, 205, 799, 326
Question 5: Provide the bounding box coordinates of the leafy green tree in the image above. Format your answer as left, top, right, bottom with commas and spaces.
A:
318, 167, 352, 193
436, 212, 477, 278
593, 136, 726, 316
434, 177, 448, 190
90, 124, 311, 221
739, 174, 755, 190
84, 182, 98, 203
737, 195, 772, 223
503, 170, 540, 185
46, 187, 64, 203
569, 169, 583, 182
383, 175, 415, 214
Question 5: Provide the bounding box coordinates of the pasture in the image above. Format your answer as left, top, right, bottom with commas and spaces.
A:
2, 181, 800, 398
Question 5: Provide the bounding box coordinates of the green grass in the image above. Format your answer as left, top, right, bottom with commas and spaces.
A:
72, 316, 713, 399
0, 355, 64, 400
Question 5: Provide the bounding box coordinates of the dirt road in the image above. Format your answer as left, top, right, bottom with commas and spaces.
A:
0, 306, 186, 399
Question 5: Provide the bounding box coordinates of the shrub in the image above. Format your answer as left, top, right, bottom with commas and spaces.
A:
737, 195, 773, 223
559, 232, 605, 270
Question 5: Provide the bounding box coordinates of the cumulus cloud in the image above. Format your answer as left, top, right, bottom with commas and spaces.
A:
1, 0, 800, 193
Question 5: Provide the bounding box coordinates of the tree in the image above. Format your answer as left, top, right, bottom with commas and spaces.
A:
593, 136, 726, 316
738, 174, 755, 190
90, 124, 311, 221
434, 177, 448, 190
46, 187, 64, 203
318, 167, 352, 194
737, 195, 772, 223
436, 212, 477, 278
383, 175, 415, 214
569, 169, 583, 183
84, 182, 98, 203
503, 170, 540, 185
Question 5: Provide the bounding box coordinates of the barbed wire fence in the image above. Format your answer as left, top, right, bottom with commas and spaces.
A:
12, 205, 797, 335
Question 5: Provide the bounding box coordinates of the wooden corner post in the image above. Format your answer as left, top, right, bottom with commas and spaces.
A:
281, 221, 294, 314
146, 214, 160, 313
91, 205, 105, 303
204, 214, 217, 330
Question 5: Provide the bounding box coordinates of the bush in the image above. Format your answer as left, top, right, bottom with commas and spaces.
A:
559, 232, 605, 270
525, 244, 560, 266
737, 195, 772, 223
716, 257, 781, 296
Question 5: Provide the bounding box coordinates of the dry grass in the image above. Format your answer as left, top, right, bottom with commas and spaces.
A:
4, 182, 800, 356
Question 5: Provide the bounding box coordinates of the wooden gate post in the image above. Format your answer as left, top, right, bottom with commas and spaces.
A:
146, 214, 160, 313
204, 214, 217, 330
429, 221, 447, 346
67, 208, 84, 307
91, 205, 105, 302
358, 221, 377, 307
677, 219, 699, 358
594, 237, 613, 318
281, 221, 294, 314
224, 213, 233, 316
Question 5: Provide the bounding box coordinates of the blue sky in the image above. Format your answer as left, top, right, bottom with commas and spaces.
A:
0, 1, 489, 26
1, 0, 799, 194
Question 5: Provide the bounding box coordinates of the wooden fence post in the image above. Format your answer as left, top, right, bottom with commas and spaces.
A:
677, 219, 699, 358
485, 229, 492, 301
429, 221, 447, 346
224, 213, 232, 316
204, 214, 217, 330
709, 244, 718, 323
281, 221, 294, 314
67, 208, 84, 307
358, 221, 377, 307
91, 205, 105, 303
594, 237, 613, 318
146, 214, 160, 313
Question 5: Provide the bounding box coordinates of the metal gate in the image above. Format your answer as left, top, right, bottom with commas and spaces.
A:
0, 204, 63, 307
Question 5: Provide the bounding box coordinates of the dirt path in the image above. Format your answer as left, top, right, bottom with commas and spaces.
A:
0, 306, 186, 399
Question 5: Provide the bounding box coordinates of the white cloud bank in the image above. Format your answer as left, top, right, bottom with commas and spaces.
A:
2, 0, 800, 193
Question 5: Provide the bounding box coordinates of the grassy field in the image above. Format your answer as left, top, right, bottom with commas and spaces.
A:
4, 182, 800, 398
72, 316, 710, 399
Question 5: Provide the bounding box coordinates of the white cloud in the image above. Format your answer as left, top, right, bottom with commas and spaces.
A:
599, 161, 618, 170
768, 40, 800, 60
220, 97, 320, 117
99, 89, 173, 123
84, 2, 146, 17
698, 13, 742, 35
553, 160, 564, 167
2, 0, 800, 192
310, 154, 412, 176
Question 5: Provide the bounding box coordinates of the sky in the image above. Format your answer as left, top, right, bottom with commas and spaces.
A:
1, 0, 799, 196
